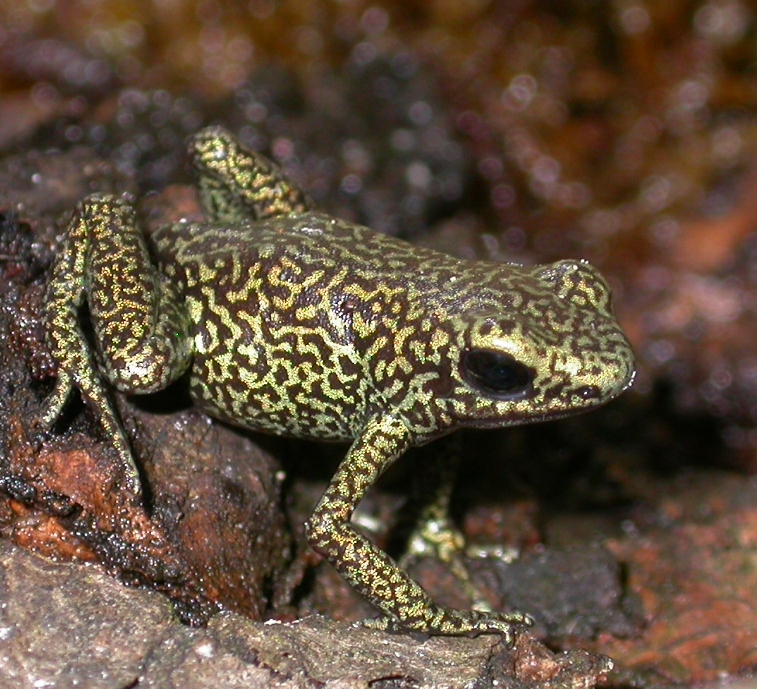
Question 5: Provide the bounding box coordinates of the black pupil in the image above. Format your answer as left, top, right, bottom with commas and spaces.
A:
461, 349, 533, 399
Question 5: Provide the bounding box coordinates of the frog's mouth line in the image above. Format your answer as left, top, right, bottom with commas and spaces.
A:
460, 381, 627, 428
461, 401, 609, 430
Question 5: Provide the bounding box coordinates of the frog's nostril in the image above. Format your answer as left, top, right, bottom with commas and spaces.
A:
574, 385, 601, 400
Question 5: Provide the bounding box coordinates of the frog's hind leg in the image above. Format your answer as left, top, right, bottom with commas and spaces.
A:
44, 194, 193, 499
43, 196, 140, 496
187, 126, 316, 223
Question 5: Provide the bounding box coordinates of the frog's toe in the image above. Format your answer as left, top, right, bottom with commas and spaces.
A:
473, 610, 534, 640
359, 615, 394, 631
358, 616, 431, 640
493, 610, 534, 627
39, 371, 74, 429
458, 608, 533, 640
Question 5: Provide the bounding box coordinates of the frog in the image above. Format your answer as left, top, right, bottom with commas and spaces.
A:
42, 125, 635, 638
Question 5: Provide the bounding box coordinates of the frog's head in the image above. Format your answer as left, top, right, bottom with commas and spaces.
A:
435, 259, 635, 430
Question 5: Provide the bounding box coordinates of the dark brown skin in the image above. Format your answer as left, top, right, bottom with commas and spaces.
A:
43, 126, 635, 637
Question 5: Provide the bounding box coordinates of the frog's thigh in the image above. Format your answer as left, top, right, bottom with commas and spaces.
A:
81, 196, 193, 393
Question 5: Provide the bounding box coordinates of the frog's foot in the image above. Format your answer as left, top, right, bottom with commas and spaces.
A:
39, 370, 74, 431
400, 516, 495, 612
38, 370, 143, 500
30, 372, 71, 462
360, 606, 533, 641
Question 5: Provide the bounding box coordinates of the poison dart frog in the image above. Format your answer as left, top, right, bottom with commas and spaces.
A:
43, 126, 635, 637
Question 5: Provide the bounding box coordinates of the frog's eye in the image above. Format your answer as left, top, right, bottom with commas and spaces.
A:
461, 349, 534, 399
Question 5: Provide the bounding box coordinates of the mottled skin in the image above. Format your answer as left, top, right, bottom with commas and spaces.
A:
43, 126, 635, 637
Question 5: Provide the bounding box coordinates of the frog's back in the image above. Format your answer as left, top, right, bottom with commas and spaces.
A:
153, 211, 443, 279
150, 212, 438, 441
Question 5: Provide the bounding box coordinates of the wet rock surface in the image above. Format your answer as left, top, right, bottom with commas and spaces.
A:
0, 540, 616, 688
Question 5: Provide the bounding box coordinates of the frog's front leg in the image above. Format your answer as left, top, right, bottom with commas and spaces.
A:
306, 415, 533, 638
43, 194, 193, 498
402, 438, 494, 613
187, 126, 315, 223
